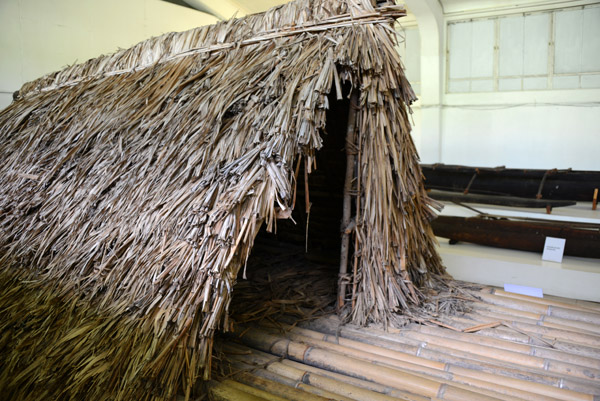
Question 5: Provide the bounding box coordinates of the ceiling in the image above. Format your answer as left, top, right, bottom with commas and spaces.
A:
238, 0, 291, 14
169, 0, 290, 19
166, 0, 562, 20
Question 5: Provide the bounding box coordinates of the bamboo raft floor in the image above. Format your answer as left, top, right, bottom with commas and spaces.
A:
208, 254, 600, 401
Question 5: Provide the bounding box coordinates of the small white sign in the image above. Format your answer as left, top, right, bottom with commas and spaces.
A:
504, 283, 544, 298
542, 237, 566, 263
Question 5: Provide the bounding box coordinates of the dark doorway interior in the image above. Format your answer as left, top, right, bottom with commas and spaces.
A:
241, 86, 352, 300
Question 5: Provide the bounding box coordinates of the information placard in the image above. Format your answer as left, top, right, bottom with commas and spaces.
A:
504, 283, 543, 298
542, 237, 566, 263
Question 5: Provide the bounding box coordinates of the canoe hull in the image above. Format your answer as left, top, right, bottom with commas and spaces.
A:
422, 164, 600, 201
431, 215, 600, 259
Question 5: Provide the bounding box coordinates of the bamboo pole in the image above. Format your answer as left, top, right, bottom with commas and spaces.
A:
471, 290, 600, 327
297, 317, 600, 395
397, 330, 600, 383
279, 359, 438, 401
221, 343, 434, 401
459, 312, 600, 349
230, 369, 339, 401
207, 380, 273, 401
493, 289, 600, 318
476, 288, 600, 314
472, 308, 600, 337
246, 327, 573, 401
322, 318, 600, 385
267, 362, 418, 401
470, 291, 551, 314
223, 379, 292, 401
470, 302, 600, 335
548, 306, 600, 326
231, 358, 399, 401
338, 91, 359, 310
544, 296, 600, 314
412, 324, 600, 371
443, 313, 600, 360
270, 326, 592, 401
351, 112, 363, 310
233, 327, 504, 400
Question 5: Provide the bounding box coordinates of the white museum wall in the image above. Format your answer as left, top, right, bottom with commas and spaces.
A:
407, 1, 600, 171
439, 96, 600, 169
0, 0, 218, 110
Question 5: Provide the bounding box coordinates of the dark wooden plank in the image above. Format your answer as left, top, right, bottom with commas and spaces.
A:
428, 190, 576, 209
431, 215, 600, 259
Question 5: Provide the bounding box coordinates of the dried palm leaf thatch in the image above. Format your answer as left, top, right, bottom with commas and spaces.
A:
0, 0, 446, 399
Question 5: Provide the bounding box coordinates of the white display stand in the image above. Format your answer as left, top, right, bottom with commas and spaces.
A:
436, 202, 600, 302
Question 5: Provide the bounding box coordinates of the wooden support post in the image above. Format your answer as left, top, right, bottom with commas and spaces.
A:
338, 92, 359, 311
593, 188, 598, 211
463, 170, 478, 195
536, 169, 555, 200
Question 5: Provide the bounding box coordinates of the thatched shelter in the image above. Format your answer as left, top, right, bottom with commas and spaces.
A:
0, 0, 446, 399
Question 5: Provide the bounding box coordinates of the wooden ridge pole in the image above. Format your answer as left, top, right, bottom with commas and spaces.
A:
338, 91, 359, 311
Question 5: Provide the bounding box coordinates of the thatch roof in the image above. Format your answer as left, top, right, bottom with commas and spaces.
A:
0, 0, 445, 399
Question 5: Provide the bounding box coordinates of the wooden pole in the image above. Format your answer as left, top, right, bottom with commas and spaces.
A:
351, 112, 363, 310
593, 188, 598, 210
338, 91, 359, 310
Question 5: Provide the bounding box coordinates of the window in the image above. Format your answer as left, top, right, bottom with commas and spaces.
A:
447, 19, 495, 92
447, 4, 600, 93
554, 6, 600, 88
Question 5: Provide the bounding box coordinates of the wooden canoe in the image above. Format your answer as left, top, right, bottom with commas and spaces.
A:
428, 189, 576, 209
422, 164, 600, 201
431, 215, 600, 259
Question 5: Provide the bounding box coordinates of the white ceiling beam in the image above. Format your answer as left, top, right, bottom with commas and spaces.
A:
183, 0, 250, 20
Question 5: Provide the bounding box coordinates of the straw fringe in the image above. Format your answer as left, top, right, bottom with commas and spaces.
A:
0, 0, 444, 399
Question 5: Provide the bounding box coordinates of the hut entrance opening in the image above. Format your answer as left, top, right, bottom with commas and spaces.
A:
240, 86, 354, 312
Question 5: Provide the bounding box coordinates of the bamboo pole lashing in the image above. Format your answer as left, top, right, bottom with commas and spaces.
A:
351, 107, 363, 310
338, 91, 359, 311
304, 156, 311, 253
